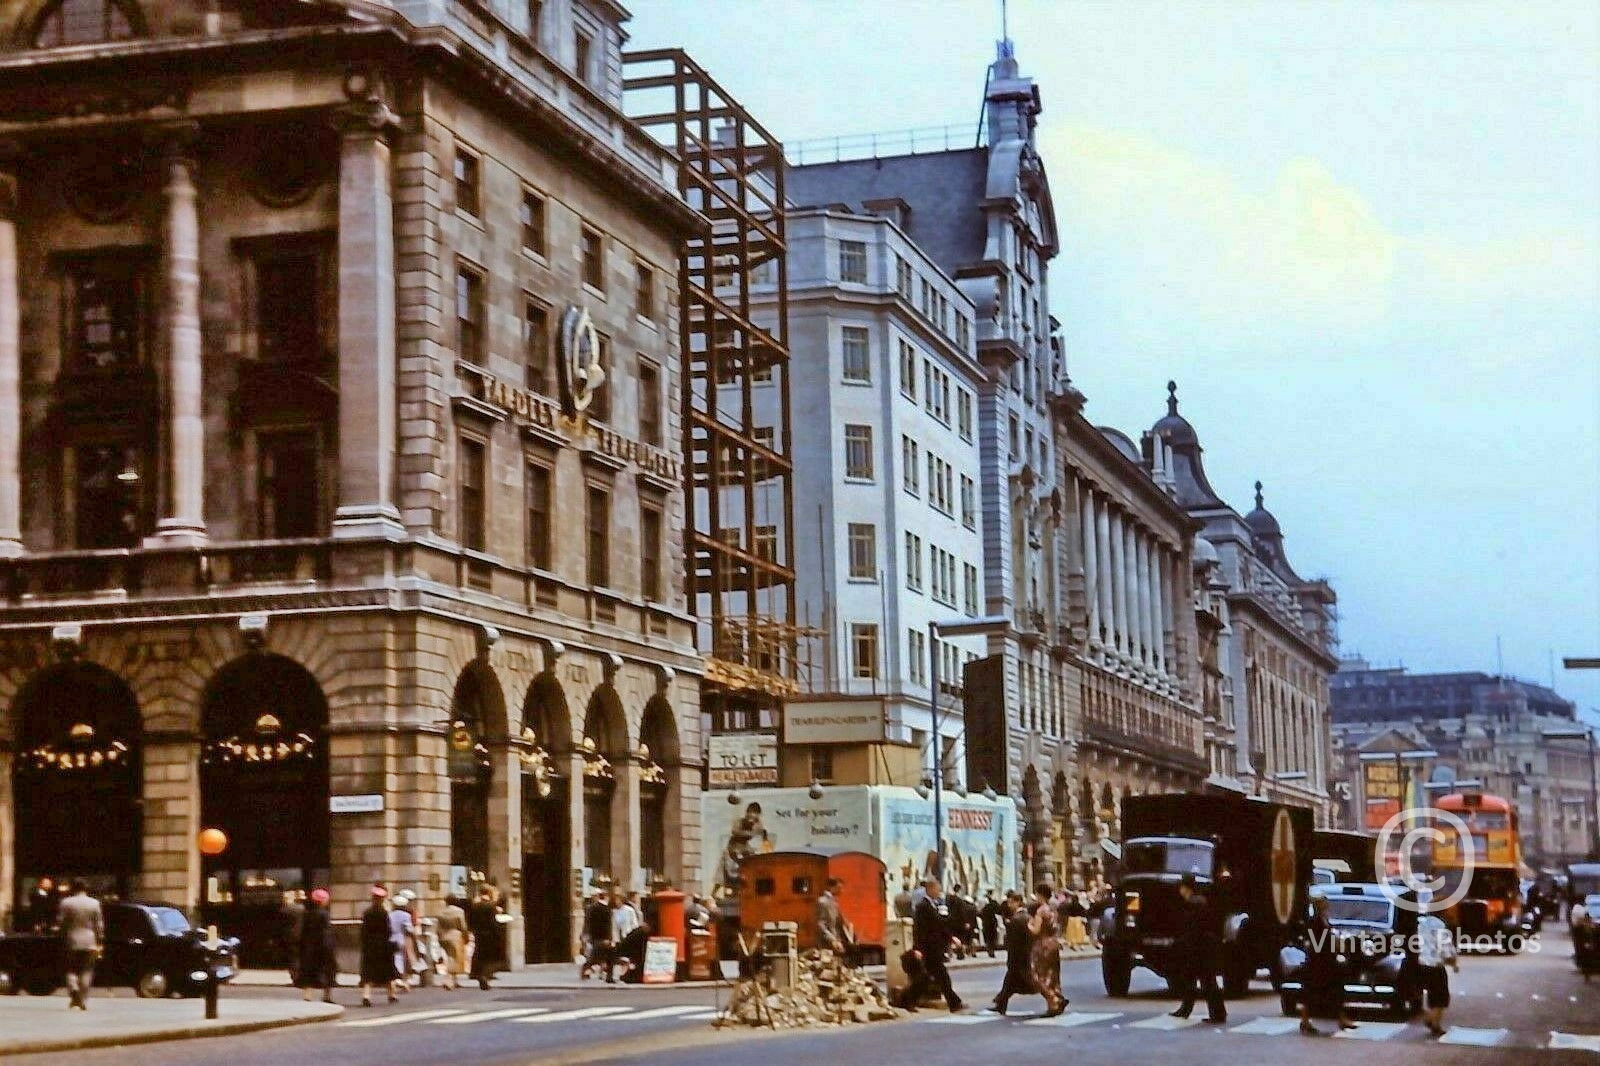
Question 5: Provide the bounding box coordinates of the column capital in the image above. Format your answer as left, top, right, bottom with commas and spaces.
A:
144, 120, 203, 164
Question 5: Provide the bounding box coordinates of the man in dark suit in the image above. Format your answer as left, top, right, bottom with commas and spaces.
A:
58, 880, 103, 1011
1169, 873, 1227, 1024
907, 876, 963, 1013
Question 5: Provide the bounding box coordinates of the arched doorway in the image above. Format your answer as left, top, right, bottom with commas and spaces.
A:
199, 654, 328, 965
12, 662, 142, 908
1051, 772, 1072, 886
581, 687, 626, 886
638, 697, 678, 888
448, 663, 502, 891
520, 672, 570, 963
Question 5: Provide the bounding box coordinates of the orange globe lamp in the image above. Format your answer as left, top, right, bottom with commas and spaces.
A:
197, 828, 229, 856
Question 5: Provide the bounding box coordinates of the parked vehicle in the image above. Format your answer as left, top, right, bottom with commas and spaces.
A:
1312, 829, 1378, 884
0, 901, 237, 998
1277, 882, 1421, 1019
1567, 864, 1600, 925
1101, 793, 1314, 997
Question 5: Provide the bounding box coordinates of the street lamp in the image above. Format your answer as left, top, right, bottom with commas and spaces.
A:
1542, 727, 1599, 861
927, 615, 1009, 882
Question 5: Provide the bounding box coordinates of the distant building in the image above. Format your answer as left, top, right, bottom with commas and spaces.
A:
1331, 660, 1597, 867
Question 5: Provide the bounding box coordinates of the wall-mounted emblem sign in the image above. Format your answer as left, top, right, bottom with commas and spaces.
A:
558, 305, 605, 418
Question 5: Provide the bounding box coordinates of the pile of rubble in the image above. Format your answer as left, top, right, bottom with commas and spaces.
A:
717, 950, 900, 1029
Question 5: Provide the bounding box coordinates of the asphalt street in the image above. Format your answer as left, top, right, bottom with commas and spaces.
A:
10, 925, 1600, 1065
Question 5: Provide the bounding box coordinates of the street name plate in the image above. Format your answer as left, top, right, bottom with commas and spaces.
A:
330, 794, 385, 814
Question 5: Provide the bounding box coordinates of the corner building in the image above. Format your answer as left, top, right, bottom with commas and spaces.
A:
0, 0, 718, 966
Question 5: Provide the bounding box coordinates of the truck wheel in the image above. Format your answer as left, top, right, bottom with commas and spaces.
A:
1279, 992, 1297, 1017
135, 970, 170, 999
1101, 952, 1132, 997
23, 977, 56, 997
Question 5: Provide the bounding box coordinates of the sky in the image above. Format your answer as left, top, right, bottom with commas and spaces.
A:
627, 0, 1600, 715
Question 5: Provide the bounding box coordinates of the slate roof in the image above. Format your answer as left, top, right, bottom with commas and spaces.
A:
786, 149, 990, 277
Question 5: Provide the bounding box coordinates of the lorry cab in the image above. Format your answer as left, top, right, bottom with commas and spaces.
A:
1106, 836, 1218, 994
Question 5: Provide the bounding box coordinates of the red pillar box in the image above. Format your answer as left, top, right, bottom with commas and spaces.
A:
653, 888, 686, 961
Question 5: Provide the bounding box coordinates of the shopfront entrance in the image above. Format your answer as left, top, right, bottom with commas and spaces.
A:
11, 662, 142, 918
521, 672, 571, 963
198, 654, 329, 966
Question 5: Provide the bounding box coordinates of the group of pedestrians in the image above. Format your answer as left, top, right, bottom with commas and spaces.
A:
986, 885, 1068, 1016
290, 882, 507, 1007
579, 888, 652, 983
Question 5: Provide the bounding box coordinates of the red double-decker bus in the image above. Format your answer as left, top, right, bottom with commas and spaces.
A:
1432, 792, 1526, 945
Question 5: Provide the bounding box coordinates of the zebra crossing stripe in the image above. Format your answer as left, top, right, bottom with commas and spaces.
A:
919, 1013, 1001, 1024
1021, 1011, 1123, 1028
598, 1005, 719, 1021
1332, 1021, 1408, 1041
1129, 1014, 1204, 1030
511, 1006, 635, 1023
1228, 1017, 1302, 1036
427, 1008, 550, 1024
1437, 1027, 1508, 1046
1550, 1032, 1600, 1052
340, 1009, 467, 1027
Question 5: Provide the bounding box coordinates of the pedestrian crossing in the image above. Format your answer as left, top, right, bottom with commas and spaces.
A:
339, 1003, 721, 1030
910, 1009, 1600, 1052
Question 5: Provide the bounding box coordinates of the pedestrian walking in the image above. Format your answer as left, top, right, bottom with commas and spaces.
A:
358, 885, 397, 1006
388, 892, 415, 997
1025, 883, 1068, 1016
979, 890, 1003, 958
58, 879, 102, 1011
436, 896, 470, 991
610, 891, 642, 981
28, 877, 59, 933
986, 891, 1038, 1014
581, 891, 614, 982
1168, 873, 1226, 1024
295, 888, 337, 1003
905, 877, 964, 1013
1299, 895, 1356, 1035
1415, 893, 1459, 1037
468, 885, 506, 990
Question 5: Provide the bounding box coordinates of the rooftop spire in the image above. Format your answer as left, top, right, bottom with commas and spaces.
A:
1166, 380, 1178, 416
1254, 480, 1264, 509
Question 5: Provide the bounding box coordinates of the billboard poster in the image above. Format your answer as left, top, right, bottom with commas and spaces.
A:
706, 733, 779, 788
1362, 760, 1402, 830
874, 787, 1014, 899
699, 786, 873, 896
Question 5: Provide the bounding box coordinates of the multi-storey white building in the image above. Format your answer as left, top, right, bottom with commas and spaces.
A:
739, 207, 987, 788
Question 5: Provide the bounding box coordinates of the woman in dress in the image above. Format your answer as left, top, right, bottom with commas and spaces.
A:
294, 888, 337, 1003
358, 885, 398, 1006
1026, 883, 1068, 1017
388, 892, 416, 997
468, 885, 507, 990
435, 896, 471, 991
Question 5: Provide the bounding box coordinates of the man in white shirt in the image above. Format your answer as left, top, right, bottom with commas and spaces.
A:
1414, 892, 1459, 1037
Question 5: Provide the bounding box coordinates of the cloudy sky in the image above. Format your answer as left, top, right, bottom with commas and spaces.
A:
629, 0, 1600, 714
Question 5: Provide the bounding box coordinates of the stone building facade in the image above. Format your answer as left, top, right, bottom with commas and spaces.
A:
1050, 399, 1208, 885
1145, 385, 1339, 822
0, 0, 717, 965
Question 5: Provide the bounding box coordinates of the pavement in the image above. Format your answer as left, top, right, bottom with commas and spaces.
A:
0, 992, 342, 1056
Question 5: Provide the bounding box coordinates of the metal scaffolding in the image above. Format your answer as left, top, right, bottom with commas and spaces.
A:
623, 50, 798, 721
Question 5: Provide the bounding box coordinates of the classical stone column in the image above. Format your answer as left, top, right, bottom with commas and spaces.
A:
332, 100, 405, 539
148, 129, 206, 545
490, 745, 522, 966
613, 754, 642, 895
1122, 521, 1139, 668
1096, 504, 1114, 650
567, 750, 587, 956
1150, 546, 1167, 677
1108, 510, 1127, 661
0, 163, 20, 558
0, 746, 13, 923
1081, 491, 1101, 652
1139, 528, 1152, 669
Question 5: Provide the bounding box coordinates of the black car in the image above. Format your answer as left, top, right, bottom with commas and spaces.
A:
1277, 883, 1420, 1019
0, 901, 238, 998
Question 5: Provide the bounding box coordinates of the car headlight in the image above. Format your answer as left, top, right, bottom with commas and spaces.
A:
190, 970, 209, 982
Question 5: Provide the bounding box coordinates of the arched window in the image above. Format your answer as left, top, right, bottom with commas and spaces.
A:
31, 0, 145, 48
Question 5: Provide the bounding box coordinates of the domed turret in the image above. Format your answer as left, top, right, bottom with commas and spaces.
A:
1150, 381, 1225, 509
1152, 380, 1199, 448
1244, 480, 1283, 539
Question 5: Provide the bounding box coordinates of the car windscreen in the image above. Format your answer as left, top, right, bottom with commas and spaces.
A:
148, 907, 191, 937
1123, 840, 1214, 878
1325, 897, 1392, 926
